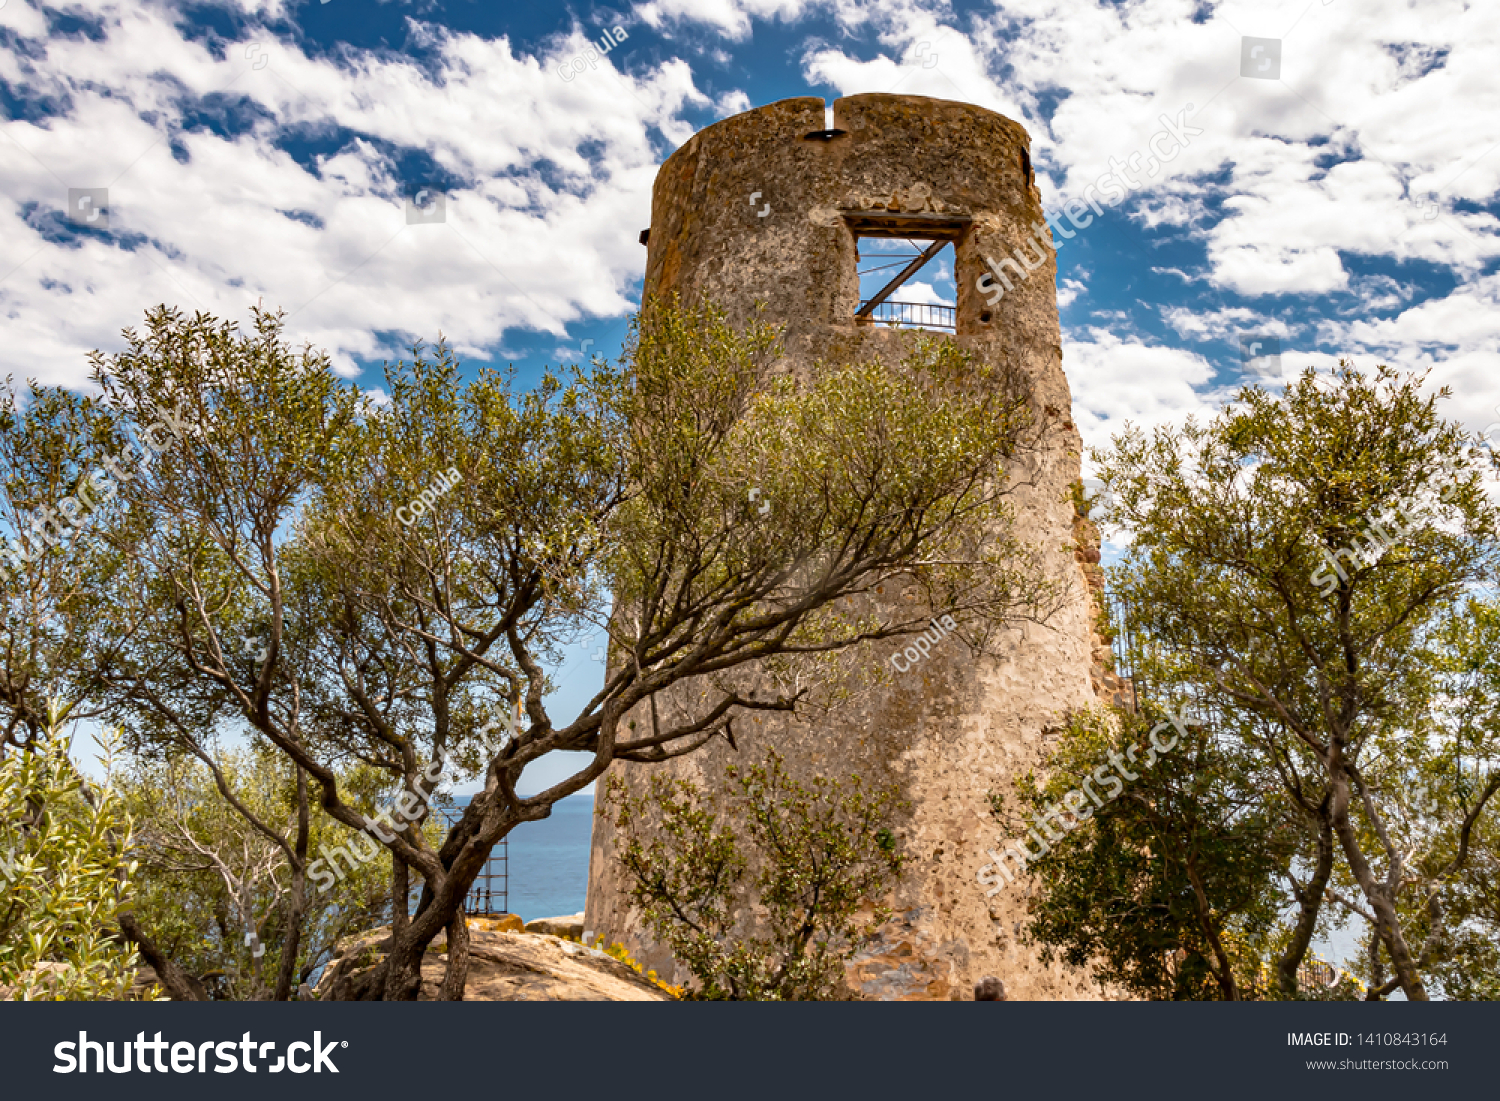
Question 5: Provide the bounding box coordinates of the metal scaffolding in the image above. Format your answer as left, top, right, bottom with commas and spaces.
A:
433, 807, 509, 918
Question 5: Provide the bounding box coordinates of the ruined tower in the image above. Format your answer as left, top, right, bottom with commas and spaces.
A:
584, 94, 1110, 1000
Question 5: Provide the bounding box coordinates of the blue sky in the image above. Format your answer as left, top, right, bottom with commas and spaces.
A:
5, 0, 1499, 791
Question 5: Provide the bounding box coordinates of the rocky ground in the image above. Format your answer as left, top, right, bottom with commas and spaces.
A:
313, 914, 675, 1001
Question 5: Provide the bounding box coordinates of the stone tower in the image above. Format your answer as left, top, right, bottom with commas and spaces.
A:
584, 94, 1110, 1000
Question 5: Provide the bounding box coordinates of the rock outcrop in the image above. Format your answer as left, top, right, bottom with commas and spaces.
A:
525, 913, 585, 939
314, 919, 672, 1001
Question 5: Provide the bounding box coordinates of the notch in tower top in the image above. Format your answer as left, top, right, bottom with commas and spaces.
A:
804, 100, 846, 141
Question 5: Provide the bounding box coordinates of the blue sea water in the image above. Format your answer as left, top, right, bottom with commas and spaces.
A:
501, 794, 595, 922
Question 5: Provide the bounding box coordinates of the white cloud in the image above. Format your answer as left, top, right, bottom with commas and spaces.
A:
635, 0, 814, 41
1056, 276, 1086, 310
1151, 266, 1197, 283
1346, 273, 1417, 315
887, 278, 949, 307
1339, 274, 1500, 356
756, 0, 1500, 461
713, 89, 754, 117
1323, 274, 1500, 433
5, 0, 1497, 467
0, 3, 713, 384
784, 0, 1500, 298
1066, 330, 1223, 456
1161, 305, 1287, 344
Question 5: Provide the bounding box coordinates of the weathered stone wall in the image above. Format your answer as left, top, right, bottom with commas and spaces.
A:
585, 94, 1112, 1000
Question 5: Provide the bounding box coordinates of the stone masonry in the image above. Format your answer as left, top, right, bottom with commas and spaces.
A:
584, 94, 1117, 1000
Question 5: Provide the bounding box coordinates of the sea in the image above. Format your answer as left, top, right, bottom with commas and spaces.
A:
498, 793, 594, 922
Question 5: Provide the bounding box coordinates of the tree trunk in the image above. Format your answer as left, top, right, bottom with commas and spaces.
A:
1329, 773, 1428, 1000
119, 912, 208, 1001
440, 908, 470, 1000
1278, 812, 1334, 998
379, 871, 466, 1001
379, 925, 429, 1001
272, 878, 307, 1001
1185, 856, 1238, 1000
272, 766, 312, 1002
392, 854, 409, 939
326, 797, 522, 1000
377, 819, 505, 1000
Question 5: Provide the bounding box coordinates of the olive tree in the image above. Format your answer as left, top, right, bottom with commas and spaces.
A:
82, 298, 1055, 1000
118, 746, 395, 1000
601, 749, 906, 1000
1008, 704, 1294, 1000
0, 708, 139, 1000
1091, 363, 1500, 1000
0, 379, 146, 753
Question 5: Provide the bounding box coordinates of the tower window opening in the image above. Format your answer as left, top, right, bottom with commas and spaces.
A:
843, 211, 972, 334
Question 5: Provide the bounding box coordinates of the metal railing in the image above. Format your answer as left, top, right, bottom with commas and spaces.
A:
857, 300, 956, 332
1101, 589, 1145, 712
1100, 589, 1222, 727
